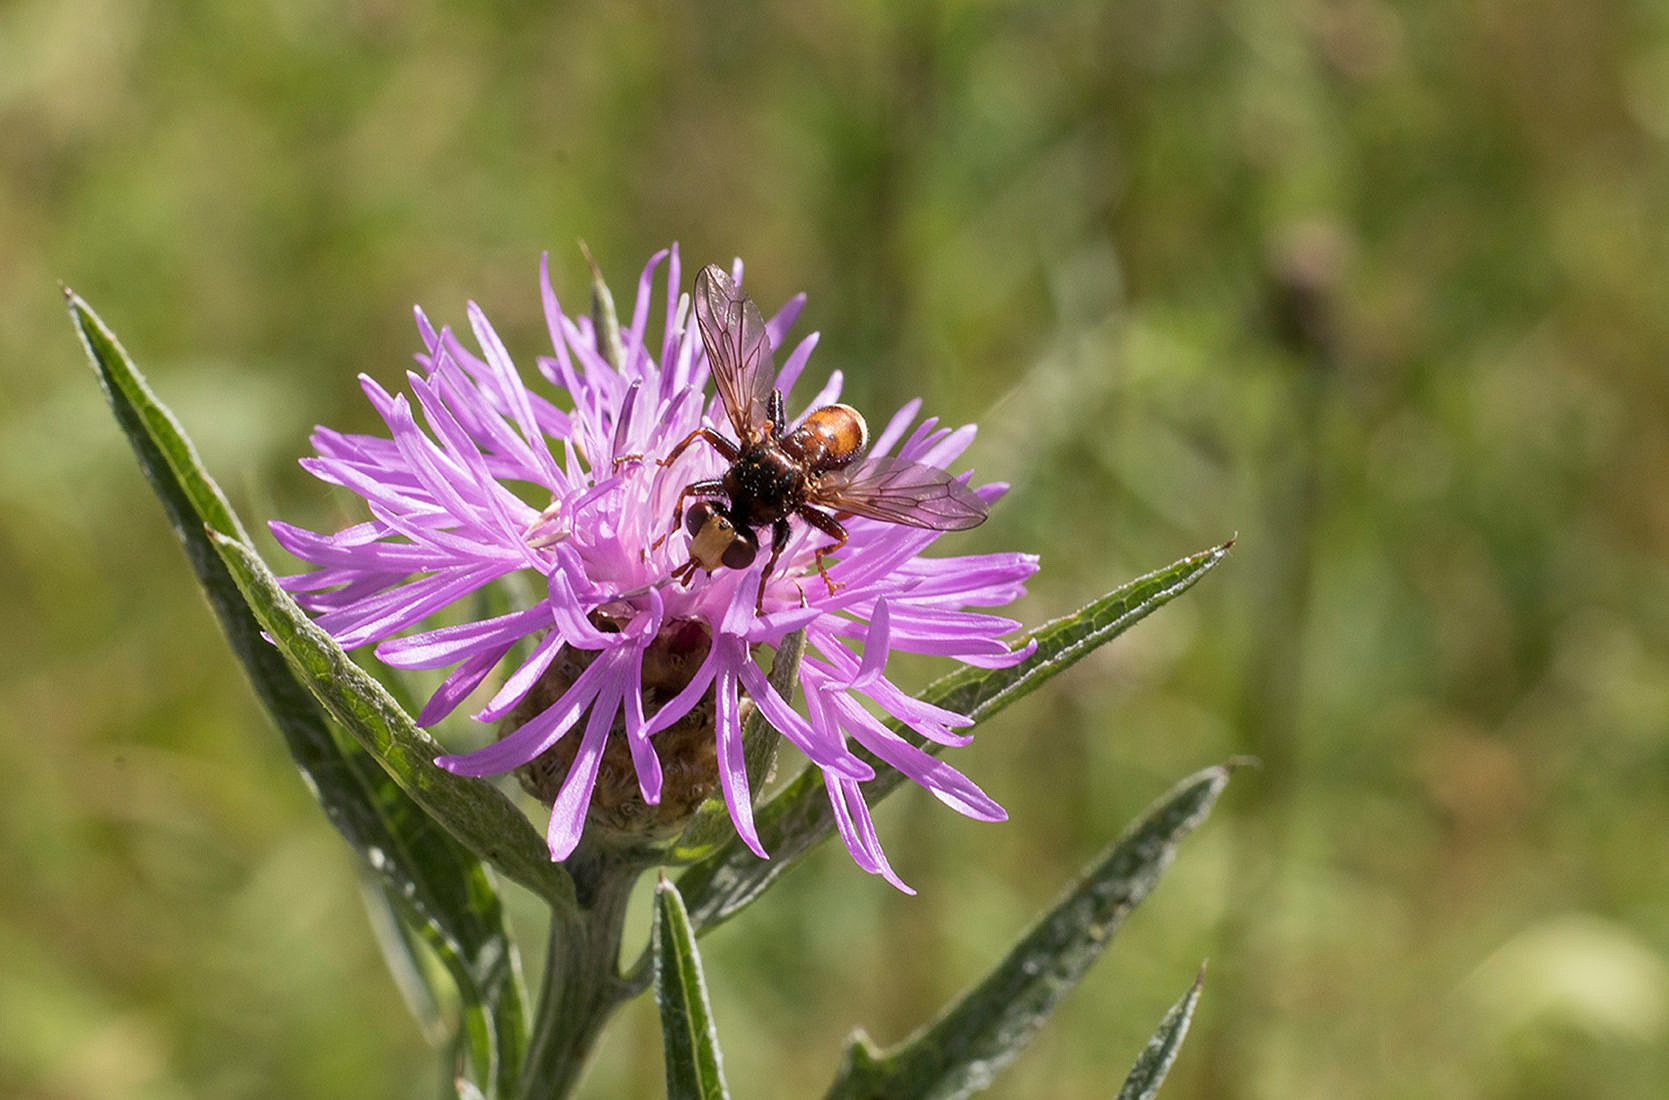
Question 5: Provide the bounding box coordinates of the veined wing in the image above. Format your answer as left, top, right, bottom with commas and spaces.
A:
812, 456, 988, 530
693, 264, 775, 444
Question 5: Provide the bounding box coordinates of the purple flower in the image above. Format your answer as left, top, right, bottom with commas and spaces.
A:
273, 248, 1037, 890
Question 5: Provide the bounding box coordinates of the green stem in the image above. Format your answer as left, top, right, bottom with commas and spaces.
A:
518, 846, 640, 1100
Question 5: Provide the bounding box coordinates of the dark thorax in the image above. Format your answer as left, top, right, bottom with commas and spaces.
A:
723, 437, 809, 528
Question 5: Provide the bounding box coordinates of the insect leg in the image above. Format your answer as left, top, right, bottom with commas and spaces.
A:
796, 506, 849, 596
659, 427, 739, 467
652, 479, 727, 551
768, 389, 786, 436
755, 518, 792, 614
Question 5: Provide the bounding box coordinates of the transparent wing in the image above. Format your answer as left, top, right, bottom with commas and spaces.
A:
813, 456, 988, 530
693, 264, 775, 444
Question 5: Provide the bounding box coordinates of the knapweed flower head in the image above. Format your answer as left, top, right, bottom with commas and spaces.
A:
273, 248, 1038, 890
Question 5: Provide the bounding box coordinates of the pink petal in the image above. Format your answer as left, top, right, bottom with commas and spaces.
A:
545, 675, 625, 860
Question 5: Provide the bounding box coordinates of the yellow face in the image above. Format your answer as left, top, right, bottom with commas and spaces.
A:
684, 502, 758, 572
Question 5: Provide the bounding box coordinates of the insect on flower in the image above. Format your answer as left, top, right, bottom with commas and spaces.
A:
272, 246, 1037, 882
661, 264, 988, 612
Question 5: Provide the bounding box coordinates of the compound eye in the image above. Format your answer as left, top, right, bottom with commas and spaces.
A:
685, 500, 720, 537
721, 530, 758, 570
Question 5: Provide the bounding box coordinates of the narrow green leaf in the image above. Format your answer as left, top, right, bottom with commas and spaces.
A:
69, 293, 542, 1094
653, 876, 732, 1100
675, 544, 1233, 936
581, 242, 627, 372
1114, 966, 1206, 1100
823, 764, 1234, 1100
913, 540, 1233, 725
360, 876, 451, 1047
210, 527, 575, 912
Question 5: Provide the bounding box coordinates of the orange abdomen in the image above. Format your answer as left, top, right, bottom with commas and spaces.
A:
789, 403, 869, 470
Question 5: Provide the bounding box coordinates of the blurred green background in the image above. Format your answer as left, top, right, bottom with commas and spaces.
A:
4, 1, 1668, 1097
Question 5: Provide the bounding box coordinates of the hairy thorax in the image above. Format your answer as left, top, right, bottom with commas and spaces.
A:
724, 444, 808, 527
